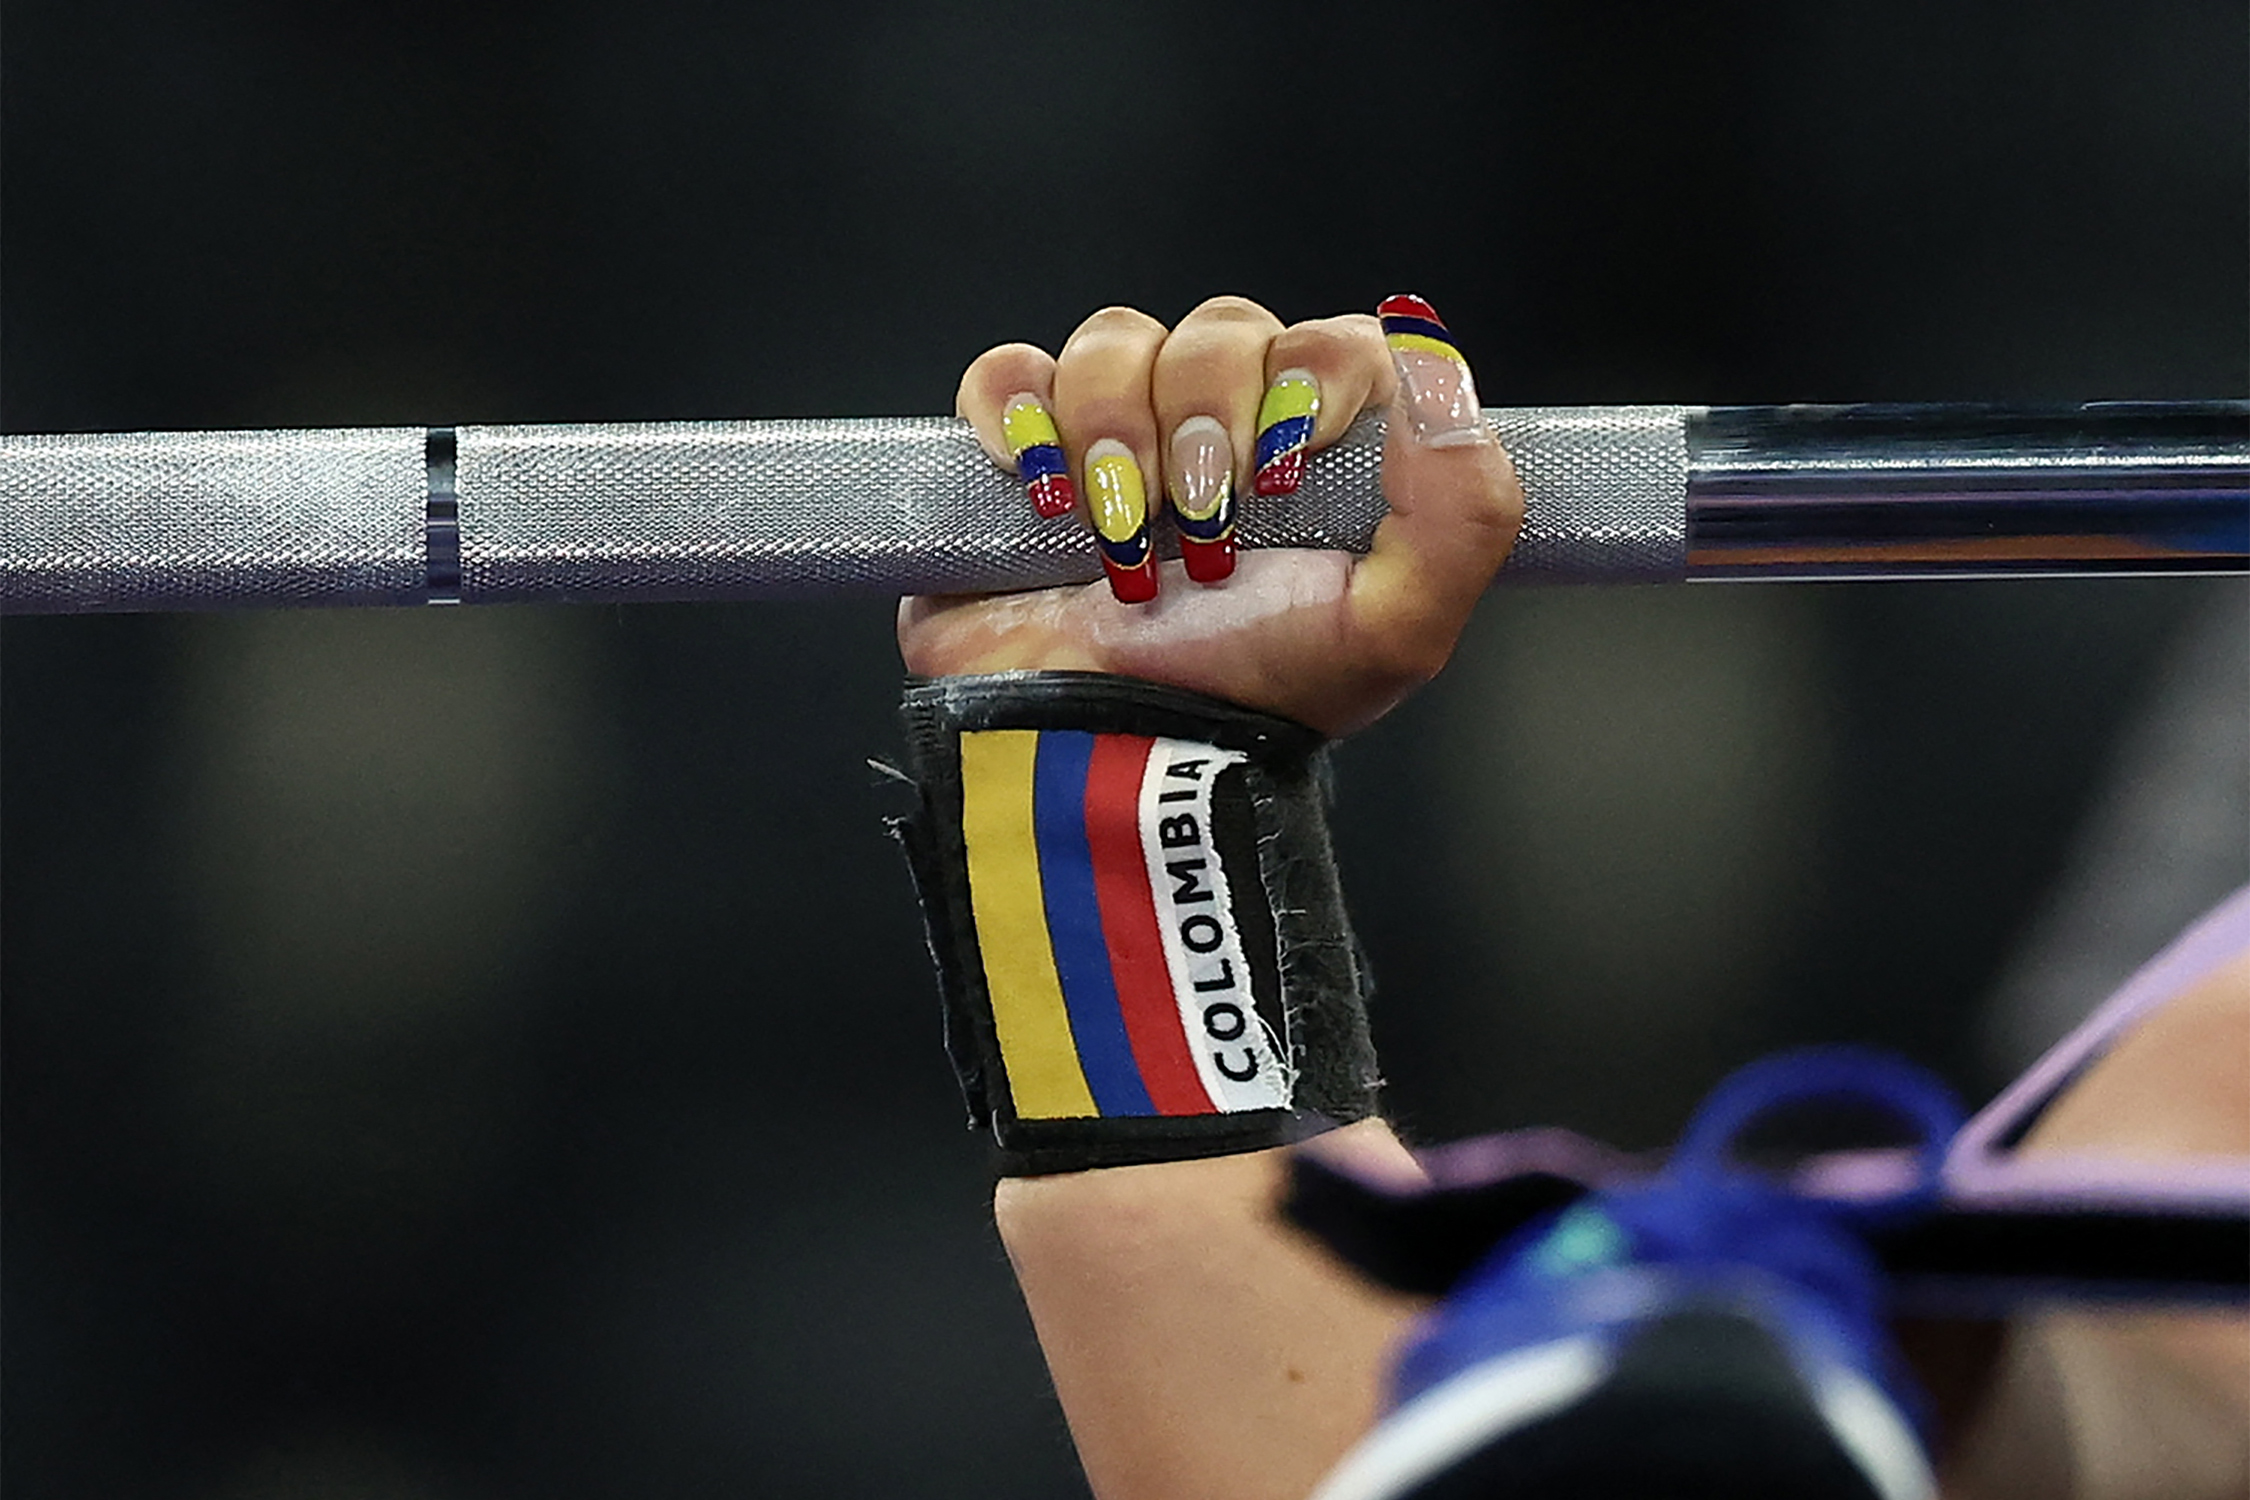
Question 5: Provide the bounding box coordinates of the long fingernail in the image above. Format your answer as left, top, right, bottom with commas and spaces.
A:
1168, 416, 1236, 584
1084, 439, 1157, 603
1252, 369, 1320, 496
1378, 294, 1488, 448
1003, 394, 1076, 518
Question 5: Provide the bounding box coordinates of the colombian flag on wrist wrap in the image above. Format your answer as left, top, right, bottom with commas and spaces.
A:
961, 729, 1291, 1120
893, 673, 1382, 1174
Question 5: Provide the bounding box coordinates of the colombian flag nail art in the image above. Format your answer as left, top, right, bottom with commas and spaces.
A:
1085, 440, 1157, 603
958, 728, 1291, 1121
1170, 415, 1236, 584
1378, 293, 1467, 366
1253, 371, 1321, 497
1003, 396, 1076, 519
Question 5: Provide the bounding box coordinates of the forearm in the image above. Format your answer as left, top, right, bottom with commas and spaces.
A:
912, 294, 1515, 1498
996, 1120, 1428, 1500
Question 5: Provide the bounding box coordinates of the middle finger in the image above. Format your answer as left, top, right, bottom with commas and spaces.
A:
1054, 305, 1170, 604
1151, 295, 1286, 584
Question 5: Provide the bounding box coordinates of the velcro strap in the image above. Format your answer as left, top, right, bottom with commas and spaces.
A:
893, 672, 1380, 1175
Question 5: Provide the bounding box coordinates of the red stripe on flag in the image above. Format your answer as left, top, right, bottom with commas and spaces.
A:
1084, 734, 1213, 1115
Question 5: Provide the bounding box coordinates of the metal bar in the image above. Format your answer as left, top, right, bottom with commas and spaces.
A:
1686, 403, 2249, 579
2, 402, 2241, 615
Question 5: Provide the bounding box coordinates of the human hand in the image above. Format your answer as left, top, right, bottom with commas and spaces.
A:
897, 295, 1523, 737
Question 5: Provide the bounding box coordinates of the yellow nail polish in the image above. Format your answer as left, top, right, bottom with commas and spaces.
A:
1083, 439, 1156, 602
1253, 370, 1321, 495
1001, 394, 1074, 517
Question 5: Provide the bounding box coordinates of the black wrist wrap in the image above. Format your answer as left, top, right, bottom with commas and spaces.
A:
891, 672, 1380, 1175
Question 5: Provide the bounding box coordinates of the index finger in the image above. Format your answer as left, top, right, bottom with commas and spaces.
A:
957, 341, 1059, 467
957, 342, 1077, 520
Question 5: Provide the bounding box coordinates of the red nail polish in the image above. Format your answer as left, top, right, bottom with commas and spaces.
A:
1180, 534, 1236, 584
1250, 449, 1305, 497
1380, 292, 1484, 447
1102, 554, 1159, 603
1377, 292, 1449, 327
1169, 416, 1238, 585
1025, 473, 1076, 519
1087, 441, 1157, 604
1005, 396, 1077, 518
1253, 371, 1320, 498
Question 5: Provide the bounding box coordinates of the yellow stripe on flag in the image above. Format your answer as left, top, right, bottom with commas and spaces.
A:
960, 730, 1097, 1120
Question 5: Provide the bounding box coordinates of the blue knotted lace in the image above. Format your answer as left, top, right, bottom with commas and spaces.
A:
1393, 1046, 1967, 1432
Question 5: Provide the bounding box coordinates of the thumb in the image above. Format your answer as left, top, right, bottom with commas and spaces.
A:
1346, 295, 1524, 680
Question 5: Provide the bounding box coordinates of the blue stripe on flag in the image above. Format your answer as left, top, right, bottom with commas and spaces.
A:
1032, 731, 1155, 1117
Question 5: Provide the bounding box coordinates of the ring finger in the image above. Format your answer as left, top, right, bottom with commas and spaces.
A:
1150, 295, 1286, 584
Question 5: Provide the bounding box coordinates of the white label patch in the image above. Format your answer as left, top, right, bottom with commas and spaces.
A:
1137, 738, 1291, 1113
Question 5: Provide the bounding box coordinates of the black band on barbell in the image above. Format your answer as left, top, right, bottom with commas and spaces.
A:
425, 427, 461, 605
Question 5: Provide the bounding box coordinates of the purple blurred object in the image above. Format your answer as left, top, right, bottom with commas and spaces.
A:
1288, 886, 2250, 1313
1945, 883, 2250, 1209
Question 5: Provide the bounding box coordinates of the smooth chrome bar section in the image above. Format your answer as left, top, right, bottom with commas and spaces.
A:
1685, 403, 2250, 579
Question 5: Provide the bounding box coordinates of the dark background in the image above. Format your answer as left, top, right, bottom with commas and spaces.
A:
4, 2, 2244, 1496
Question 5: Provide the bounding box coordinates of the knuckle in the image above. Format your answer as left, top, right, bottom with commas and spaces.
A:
963, 341, 1050, 387
1274, 313, 1384, 366
1183, 293, 1276, 327
1066, 305, 1167, 350
1484, 492, 1528, 547
1477, 455, 1531, 538
958, 342, 1054, 420
1454, 478, 1526, 552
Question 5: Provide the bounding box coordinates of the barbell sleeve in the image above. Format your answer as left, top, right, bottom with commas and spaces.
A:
2, 401, 2241, 615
